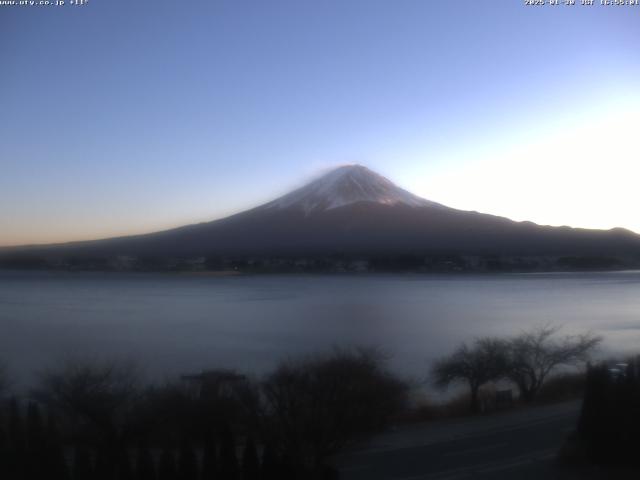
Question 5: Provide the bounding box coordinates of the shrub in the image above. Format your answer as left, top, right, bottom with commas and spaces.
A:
262, 348, 408, 469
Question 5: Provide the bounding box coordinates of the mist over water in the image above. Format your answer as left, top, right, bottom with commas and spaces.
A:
2, 270, 640, 388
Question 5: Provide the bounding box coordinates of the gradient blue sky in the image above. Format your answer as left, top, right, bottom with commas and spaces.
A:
2, 0, 640, 246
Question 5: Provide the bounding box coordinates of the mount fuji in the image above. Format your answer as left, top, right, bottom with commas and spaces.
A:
260, 165, 444, 213
3, 165, 640, 271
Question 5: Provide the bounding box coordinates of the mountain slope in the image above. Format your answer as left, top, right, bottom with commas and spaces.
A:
2, 165, 640, 270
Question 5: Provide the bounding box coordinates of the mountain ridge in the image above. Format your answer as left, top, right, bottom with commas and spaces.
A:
2, 165, 640, 272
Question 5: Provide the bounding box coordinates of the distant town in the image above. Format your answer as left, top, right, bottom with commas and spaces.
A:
1, 252, 632, 273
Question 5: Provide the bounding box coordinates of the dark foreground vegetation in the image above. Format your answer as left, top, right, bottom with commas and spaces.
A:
0, 349, 408, 480
561, 356, 640, 469
0, 327, 601, 480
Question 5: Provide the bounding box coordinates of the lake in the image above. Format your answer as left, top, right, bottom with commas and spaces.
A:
1, 269, 640, 388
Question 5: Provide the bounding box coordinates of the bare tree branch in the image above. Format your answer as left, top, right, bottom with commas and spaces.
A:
506, 325, 601, 403
31, 358, 141, 443
431, 337, 509, 413
261, 347, 408, 468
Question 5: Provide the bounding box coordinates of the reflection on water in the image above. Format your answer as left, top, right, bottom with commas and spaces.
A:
1, 270, 640, 386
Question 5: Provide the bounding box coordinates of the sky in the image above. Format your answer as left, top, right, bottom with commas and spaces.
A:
1, 0, 640, 246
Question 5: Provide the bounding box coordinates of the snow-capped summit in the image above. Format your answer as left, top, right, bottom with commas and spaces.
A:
262, 164, 445, 214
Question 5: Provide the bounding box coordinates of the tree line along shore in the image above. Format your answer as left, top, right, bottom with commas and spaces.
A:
0, 327, 635, 479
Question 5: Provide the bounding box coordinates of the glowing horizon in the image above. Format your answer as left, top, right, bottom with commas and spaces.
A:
2, 1, 640, 247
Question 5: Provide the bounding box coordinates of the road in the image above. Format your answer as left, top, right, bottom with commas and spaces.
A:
336, 401, 585, 480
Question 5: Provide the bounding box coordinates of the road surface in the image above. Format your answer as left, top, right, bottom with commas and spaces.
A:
336, 401, 585, 479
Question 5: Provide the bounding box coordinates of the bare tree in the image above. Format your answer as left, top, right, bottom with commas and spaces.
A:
32, 358, 140, 447
506, 325, 601, 403
261, 347, 408, 470
432, 337, 509, 413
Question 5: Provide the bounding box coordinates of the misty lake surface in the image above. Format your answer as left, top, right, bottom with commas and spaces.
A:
2, 269, 640, 387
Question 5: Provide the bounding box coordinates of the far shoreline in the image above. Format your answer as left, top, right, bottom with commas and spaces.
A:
2, 267, 640, 277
